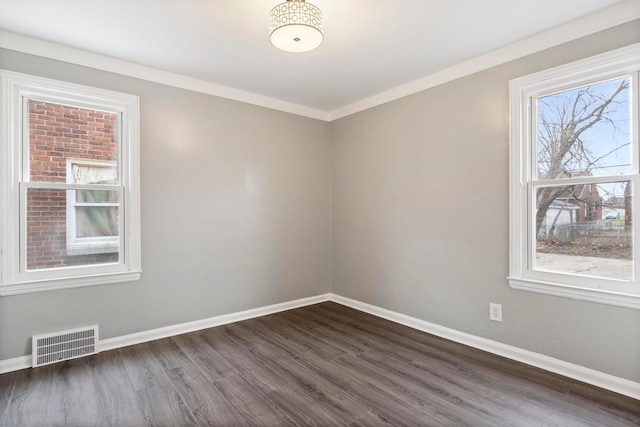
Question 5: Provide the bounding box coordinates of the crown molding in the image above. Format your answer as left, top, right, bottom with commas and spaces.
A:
0, 30, 330, 121
0, 0, 638, 122
327, 0, 640, 120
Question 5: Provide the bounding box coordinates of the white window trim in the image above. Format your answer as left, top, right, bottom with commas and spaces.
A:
66, 158, 119, 256
0, 70, 141, 296
508, 43, 640, 310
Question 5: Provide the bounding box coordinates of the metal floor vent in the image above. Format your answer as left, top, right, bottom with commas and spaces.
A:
32, 325, 99, 367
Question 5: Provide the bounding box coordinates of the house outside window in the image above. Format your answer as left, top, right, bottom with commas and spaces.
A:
509, 44, 640, 309
0, 71, 141, 295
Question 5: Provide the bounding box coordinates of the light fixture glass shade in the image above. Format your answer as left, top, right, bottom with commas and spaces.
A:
269, 0, 323, 53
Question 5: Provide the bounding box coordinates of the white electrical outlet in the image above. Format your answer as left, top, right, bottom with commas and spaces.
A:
489, 303, 502, 322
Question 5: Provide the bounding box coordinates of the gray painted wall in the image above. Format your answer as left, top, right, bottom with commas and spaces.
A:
1, 20, 639, 383
330, 20, 640, 382
0, 49, 332, 360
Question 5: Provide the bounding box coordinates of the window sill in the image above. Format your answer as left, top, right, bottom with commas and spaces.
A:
0, 270, 142, 296
508, 277, 640, 310
66, 245, 119, 256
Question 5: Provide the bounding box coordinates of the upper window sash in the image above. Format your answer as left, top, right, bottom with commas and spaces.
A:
530, 75, 636, 181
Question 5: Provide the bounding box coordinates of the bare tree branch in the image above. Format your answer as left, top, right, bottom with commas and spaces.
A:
534, 79, 630, 238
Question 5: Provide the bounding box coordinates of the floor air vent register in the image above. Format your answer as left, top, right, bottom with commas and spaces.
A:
32, 325, 99, 367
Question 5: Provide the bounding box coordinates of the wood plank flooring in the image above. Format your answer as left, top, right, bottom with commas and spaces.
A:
0, 302, 638, 426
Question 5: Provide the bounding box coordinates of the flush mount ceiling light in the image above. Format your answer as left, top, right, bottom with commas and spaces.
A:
269, 0, 323, 53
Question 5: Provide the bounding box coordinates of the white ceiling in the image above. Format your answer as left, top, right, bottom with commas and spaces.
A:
0, 0, 638, 120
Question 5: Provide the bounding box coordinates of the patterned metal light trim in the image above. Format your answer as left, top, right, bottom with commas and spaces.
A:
269, 0, 323, 52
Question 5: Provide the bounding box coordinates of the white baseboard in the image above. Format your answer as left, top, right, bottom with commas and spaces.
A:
329, 293, 640, 400
0, 355, 30, 374
0, 293, 331, 374
1, 291, 638, 401
99, 293, 331, 352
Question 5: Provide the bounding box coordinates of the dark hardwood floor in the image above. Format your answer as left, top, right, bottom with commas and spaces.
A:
0, 302, 638, 426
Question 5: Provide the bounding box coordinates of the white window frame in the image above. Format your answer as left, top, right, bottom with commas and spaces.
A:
509, 43, 640, 310
0, 70, 141, 295
66, 158, 119, 256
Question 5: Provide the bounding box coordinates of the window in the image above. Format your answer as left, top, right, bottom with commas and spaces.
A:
0, 71, 141, 295
509, 44, 640, 309
66, 159, 119, 255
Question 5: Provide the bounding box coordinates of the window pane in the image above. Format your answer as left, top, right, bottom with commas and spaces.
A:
76, 206, 119, 238
28, 100, 118, 183
534, 181, 632, 280
77, 189, 119, 203
25, 188, 119, 271
536, 78, 631, 179
71, 163, 117, 185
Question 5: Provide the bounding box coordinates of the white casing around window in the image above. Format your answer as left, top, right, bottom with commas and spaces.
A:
508, 43, 640, 309
0, 70, 141, 295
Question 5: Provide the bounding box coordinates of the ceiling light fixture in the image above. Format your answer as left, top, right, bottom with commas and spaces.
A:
269, 0, 323, 53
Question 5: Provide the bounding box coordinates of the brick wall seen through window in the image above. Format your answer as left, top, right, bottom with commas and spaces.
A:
26, 100, 119, 270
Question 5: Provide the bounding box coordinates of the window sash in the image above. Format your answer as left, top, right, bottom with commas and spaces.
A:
530, 74, 637, 181
21, 182, 124, 273
525, 177, 638, 293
